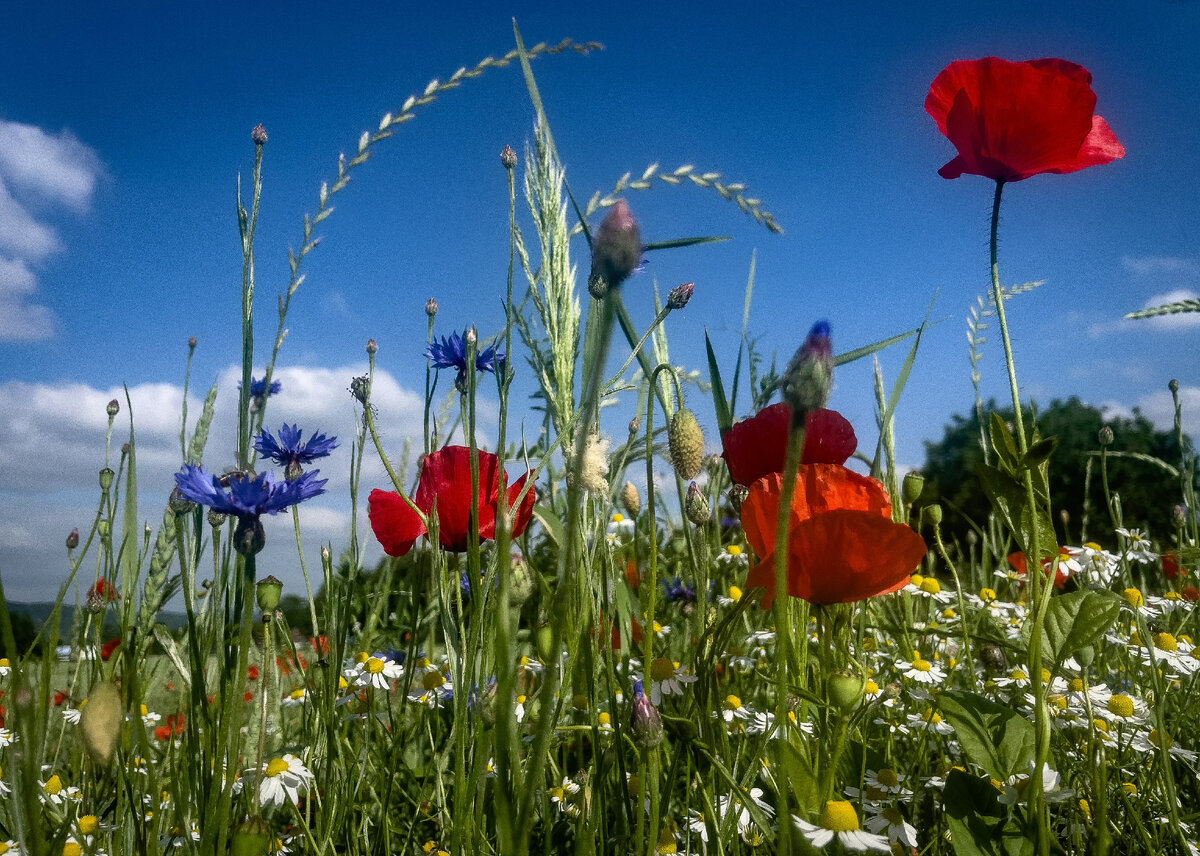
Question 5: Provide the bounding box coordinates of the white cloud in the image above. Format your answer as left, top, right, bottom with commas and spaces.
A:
0, 119, 103, 343
1121, 256, 1197, 277
0, 364, 527, 602
1095, 385, 1199, 442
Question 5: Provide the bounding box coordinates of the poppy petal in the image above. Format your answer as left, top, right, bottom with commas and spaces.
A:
368, 488, 426, 557
721, 405, 857, 486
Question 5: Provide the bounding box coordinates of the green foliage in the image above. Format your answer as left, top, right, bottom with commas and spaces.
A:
938, 691, 1036, 783
944, 769, 1035, 856
1035, 589, 1122, 665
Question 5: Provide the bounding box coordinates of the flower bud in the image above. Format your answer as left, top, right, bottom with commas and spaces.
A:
535, 623, 555, 663
349, 374, 370, 406
630, 681, 663, 749
251, 124, 268, 145
479, 680, 499, 727
1098, 426, 1113, 446
425, 297, 438, 317
685, 482, 710, 526
509, 552, 534, 607
668, 409, 704, 481
666, 281, 694, 310
902, 472, 925, 505
188, 336, 197, 350
66, 528, 79, 549
779, 321, 833, 417
207, 508, 227, 528
926, 504, 943, 526
106, 399, 120, 417
99, 468, 115, 490
231, 816, 273, 856
97, 520, 111, 538
500, 144, 517, 170
627, 416, 640, 436
1169, 378, 1180, 394
80, 680, 121, 766
366, 338, 378, 354
588, 200, 641, 298
826, 670, 864, 711
1173, 505, 1188, 529
169, 487, 195, 515
727, 484, 749, 515
1074, 644, 1095, 669
256, 575, 283, 612
621, 481, 641, 518
234, 517, 266, 557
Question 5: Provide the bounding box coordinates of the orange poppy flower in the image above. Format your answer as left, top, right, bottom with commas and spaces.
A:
741, 464, 926, 607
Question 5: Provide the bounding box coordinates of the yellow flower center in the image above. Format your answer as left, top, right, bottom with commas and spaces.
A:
724, 695, 743, 710
598, 712, 611, 726
650, 657, 676, 682
1107, 694, 1135, 719
265, 757, 291, 778
882, 806, 905, 825
909, 573, 925, 587
1122, 587, 1144, 608
516, 694, 527, 705
289, 688, 306, 700
78, 815, 99, 835
422, 671, 445, 691
726, 545, 742, 557
979, 587, 997, 601
611, 512, 624, 523
727, 585, 743, 601
818, 799, 860, 832
864, 680, 879, 695
1078, 798, 1091, 821
1165, 591, 1182, 601
1011, 669, 1028, 681
1069, 678, 1084, 692
337, 676, 348, 690
911, 658, 931, 672
1050, 694, 1068, 710
652, 621, 664, 634
942, 608, 956, 619
0, 658, 7, 667
63, 844, 82, 856
44, 774, 63, 795
1129, 630, 1142, 647
1041, 668, 1051, 684
0, 843, 8, 854
365, 657, 385, 675
1154, 633, 1178, 652
920, 578, 941, 595
355, 651, 369, 664
1092, 718, 1109, 734
876, 768, 899, 788
922, 709, 942, 724
1148, 728, 1173, 749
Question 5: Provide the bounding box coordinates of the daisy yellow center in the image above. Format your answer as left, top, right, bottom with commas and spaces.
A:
1122, 588, 1144, 608
355, 651, 369, 664
1040, 668, 1051, 684
652, 621, 664, 634
1165, 591, 1182, 601
882, 806, 905, 825
1153, 633, 1178, 652
78, 815, 99, 835
1121, 782, 1138, 796
289, 688, 305, 700
1092, 718, 1109, 734
864, 785, 887, 801
337, 676, 348, 690
1011, 669, 1028, 681
1078, 798, 1091, 820
728, 585, 743, 601
922, 709, 941, 724
818, 799, 860, 832
63, 844, 82, 856
979, 587, 997, 601
265, 757, 290, 778
650, 658, 675, 681
0, 843, 9, 854
1107, 694, 1134, 719
1069, 678, 1085, 692
864, 680, 879, 694
920, 578, 941, 595
723, 695, 743, 710
0, 658, 7, 667
911, 658, 931, 672
1050, 694, 1068, 710
942, 608, 956, 619
44, 774, 62, 795
1148, 728, 1172, 749
548, 786, 565, 801
909, 573, 925, 587
726, 545, 742, 557
365, 657, 385, 675
422, 671, 445, 691
598, 712, 611, 725
1129, 630, 1142, 647
611, 513, 625, 523
876, 768, 899, 788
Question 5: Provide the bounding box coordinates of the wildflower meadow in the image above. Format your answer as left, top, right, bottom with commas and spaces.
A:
2, 29, 1200, 856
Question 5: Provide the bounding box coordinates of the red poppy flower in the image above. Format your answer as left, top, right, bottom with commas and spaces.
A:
368, 445, 537, 556
100, 638, 121, 661
721, 405, 857, 487
1007, 549, 1072, 589
92, 578, 119, 603
741, 464, 926, 607
1161, 551, 1181, 580
1183, 586, 1199, 603
247, 665, 259, 680
926, 57, 1124, 182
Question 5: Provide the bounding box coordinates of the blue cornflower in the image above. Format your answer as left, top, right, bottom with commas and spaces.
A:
174, 465, 326, 519
255, 424, 338, 480
240, 376, 282, 399
662, 577, 697, 605
425, 330, 505, 390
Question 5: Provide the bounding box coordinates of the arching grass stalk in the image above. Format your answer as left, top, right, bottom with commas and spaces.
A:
986, 179, 1050, 855
931, 516, 977, 691
235, 135, 263, 472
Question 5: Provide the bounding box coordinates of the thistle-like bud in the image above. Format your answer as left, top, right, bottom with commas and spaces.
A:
425, 297, 438, 317
1169, 378, 1180, 394
630, 681, 663, 749
979, 643, 1007, 673
106, 399, 120, 417
99, 468, 115, 490
588, 200, 641, 299
902, 471, 925, 505
234, 517, 266, 557
668, 409, 704, 481
621, 481, 641, 518
168, 487, 195, 515
1098, 426, 1114, 447
251, 124, 268, 145
627, 416, 640, 436
188, 336, 197, 350
66, 528, 79, 550
500, 144, 517, 170
779, 321, 833, 418
666, 281, 694, 310
207, 509, 227, 528
349, 374, 371, 406
256, 575, 283, 612
1172, 505, 1187, 529
685, 482, 710, 526
366, 338, 378, 355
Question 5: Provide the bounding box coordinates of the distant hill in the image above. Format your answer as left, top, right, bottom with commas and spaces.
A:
5, 601, 190, 632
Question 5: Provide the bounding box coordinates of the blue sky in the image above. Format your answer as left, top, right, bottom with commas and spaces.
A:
2, 1, 1199, 600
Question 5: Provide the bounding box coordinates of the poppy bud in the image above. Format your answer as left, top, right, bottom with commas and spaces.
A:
234, 517, 266, 557
80, 681, 121, 766
1098, 426, 1113, 446
99, 468, 114, 490
66, 528, 79, 549
902, 472, 925, 505
630, 681, 663, 749
231, 816, 273, 856
500, 144, 517, 170
685, 482, 710, 527
588, 200, 641, 298
106, 399, 120, 417
926, 504, 943, 526
780, 321, 833, 418
535, 623, 555, 663
826, 670, 864, 711
666, 281, 694, 310
621, 481, 641, 518
256, 575, 283, 612
98, 520, 110, 538
1074, 644, 1094, 669
251, 124, 268, 145
668, 409, 704, 481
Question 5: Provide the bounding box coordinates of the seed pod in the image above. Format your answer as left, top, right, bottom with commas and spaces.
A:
668, 409, 704, 481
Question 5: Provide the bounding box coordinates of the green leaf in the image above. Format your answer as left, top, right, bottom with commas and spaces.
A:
833, 319, 946, 367
1041, 589, 1123, 664
990, 413, 1020, 473
943, 769, 1004, 856
777, 738, 821, 817
939, 691, 1036, 782
977, 463, 1057, 560
642, 235, 732, 252
705, 330, 733, 438
1022, 435, 1058, 469
531, 503, 563, 547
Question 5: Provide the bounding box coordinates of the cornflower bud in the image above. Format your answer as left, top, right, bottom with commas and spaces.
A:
1098, 426, 1113, 446
168, 487, 195, 515
1172, 505, 1187, 529
588, 200, 641, 298
500, 145, 517, 170
106, 399, 120, 417
251, 124, 268, 145
727, 484, 749, 515
425, 297, 438, 317
780, 320, 833, 418
668, 409, 704, 481
188, 336, 197, 350
666, 281, 694, 310
349, 375, 370, 406
234, 517, 266, 557
207, 509, 227, 528
627, 416, 640, 436
66, 528, 79, 549
366, 338, 378, 355
1169, 378, 1180, 394
685, 482, 710, 526
630, 681, 663, 749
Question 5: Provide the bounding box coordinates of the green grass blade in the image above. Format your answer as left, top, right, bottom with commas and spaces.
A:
705, 330, 733, 438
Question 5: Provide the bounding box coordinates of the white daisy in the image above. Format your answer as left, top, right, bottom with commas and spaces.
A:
648, 658, 697, 705
793, 801, 891, 852
256, 754, 314, 808
894, 653, 947, 685
863, 803, 918, 849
